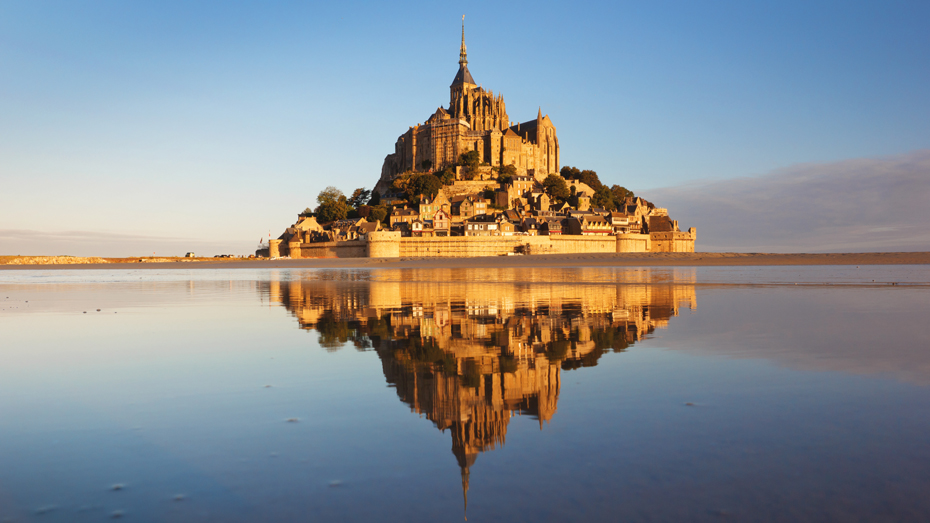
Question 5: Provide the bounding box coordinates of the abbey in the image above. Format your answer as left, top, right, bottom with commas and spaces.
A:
379, 20, 559, 186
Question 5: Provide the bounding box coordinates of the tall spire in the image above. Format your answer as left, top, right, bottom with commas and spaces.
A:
459, 15, 468, 66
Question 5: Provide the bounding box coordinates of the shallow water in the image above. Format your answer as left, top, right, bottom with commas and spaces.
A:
1, 266, 929, 522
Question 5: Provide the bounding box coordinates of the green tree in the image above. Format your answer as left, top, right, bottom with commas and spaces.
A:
592, 186, 614, 210
542, 174, 570, 203
369, 207, 387, 224
316, 186, 344, 206
420, 159, 433, 171
390, 171, 415, 200
610, 185, 635, 209
316, 197, 349, 223
560, 166, 581, 180
498, 164, 516, 185
368, 190, 381, 206
407, 173, 442, 201
438, 167, 455, 185
458, 150, 481, 180
348, 188, 371, 208
578, 169, 603, 190
315, 187, 350, 222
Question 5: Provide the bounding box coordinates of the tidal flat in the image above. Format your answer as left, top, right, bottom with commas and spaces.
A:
1, 266, 929, 522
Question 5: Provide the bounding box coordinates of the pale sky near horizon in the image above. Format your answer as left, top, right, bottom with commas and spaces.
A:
2, 1, 929, 256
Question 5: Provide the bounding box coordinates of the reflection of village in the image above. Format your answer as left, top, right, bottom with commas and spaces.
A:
261, 268, 695, 509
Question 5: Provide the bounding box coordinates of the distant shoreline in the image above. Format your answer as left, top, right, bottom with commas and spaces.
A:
1, 252, 929, 270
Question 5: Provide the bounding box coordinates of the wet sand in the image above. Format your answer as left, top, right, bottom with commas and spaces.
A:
2, 251, 929, 270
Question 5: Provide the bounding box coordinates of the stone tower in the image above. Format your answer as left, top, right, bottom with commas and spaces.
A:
448, 16, 509, 133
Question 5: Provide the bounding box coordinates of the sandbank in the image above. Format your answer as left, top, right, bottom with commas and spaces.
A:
1, 252, 929, 271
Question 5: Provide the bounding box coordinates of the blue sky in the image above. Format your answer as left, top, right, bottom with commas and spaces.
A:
2, 1, 929, 255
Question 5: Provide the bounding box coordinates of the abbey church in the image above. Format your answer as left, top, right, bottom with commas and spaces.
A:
379, 20, 559, 186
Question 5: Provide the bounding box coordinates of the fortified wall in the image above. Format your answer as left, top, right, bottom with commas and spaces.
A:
271, 229, 695, 259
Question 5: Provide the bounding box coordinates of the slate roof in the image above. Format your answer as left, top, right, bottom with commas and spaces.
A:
647, 215, 675, 233
451, 64, 476, 87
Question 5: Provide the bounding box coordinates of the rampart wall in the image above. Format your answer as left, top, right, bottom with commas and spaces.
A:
275, 230, 694, 258
295, 239, 368, 258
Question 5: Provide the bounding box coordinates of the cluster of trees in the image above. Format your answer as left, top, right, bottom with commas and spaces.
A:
391, 150, 491, 206
302, 161, 638, 226
303, 186, 388, 224
390, 171, 443, 203
556, 166, 636, 211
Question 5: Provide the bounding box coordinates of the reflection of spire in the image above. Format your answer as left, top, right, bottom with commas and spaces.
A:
461, 465, 469, 520
262, 269, 699, 518
454, 439, 477, 520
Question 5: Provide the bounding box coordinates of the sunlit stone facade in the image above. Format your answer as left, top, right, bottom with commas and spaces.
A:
378, 20, 559, 188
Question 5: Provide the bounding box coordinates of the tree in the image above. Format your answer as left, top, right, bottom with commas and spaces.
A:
498, 164, 516, 185
560, 166, 581, 180
610, 185, 635, 209
420, 159, 433, 171
578, 169, 602, 191
592, 186, 614, 210
356, 205, 371, 218
390, 171, 415, 199
348, 188, 371, 208
458, 150, 480, 179
438, 167, 455, 185
369, 207, 387, 224
368, 190, 381, 206
561, 166, 603, 191
499, 164, 517, 177
315, 187, 349, 223
407, 173, 442, 201
317, 186, 344, 206
542, 174, 570, 203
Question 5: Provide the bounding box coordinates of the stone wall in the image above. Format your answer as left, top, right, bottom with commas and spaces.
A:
281, 229, 694, 259
294, 240, 368, 258
650, 228, 697, 253
368, 231, 402, 258
616, 233, 651, 253
397, 235, 620, 258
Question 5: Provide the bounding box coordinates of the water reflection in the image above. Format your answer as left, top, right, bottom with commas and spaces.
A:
261, 268, 696, 508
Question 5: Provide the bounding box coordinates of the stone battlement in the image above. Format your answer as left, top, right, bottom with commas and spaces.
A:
274, 230, 694, 259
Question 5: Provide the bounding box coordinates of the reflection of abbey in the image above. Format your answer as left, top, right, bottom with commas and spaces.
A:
267, 19, 695, 259
261, 268, 696, 510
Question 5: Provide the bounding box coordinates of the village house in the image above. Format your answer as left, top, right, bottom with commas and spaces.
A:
607, 212, 638, 234
565, 214, 612, 235
540, 218, 563, 235
497, 217, 517, 236
419, 192, 451, 223
432, 208, 451, 236
464, 214, 500, 236
390, 206, 420, 227
452, 195, 488, 219
522, 216, 541, 235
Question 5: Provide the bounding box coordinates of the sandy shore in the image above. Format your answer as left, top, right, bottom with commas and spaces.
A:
2, 252, 929, 270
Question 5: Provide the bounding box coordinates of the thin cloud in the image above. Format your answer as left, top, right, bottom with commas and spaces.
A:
643, 150, 930, 252
0, 229, 250, 257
